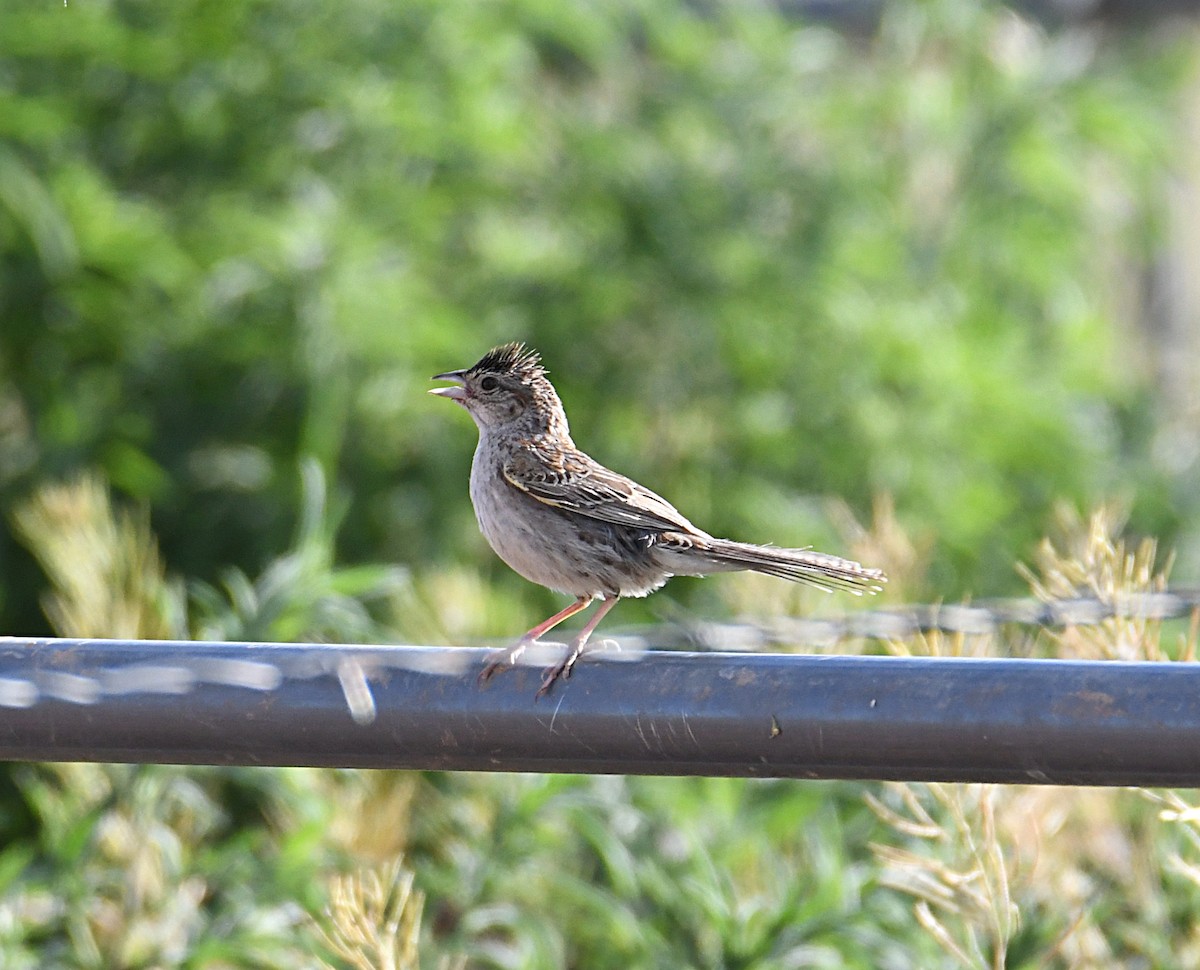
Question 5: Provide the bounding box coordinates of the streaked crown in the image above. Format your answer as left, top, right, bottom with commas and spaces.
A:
467, 342, 546, 383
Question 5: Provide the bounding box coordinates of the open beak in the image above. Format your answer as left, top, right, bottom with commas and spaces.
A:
429, 369, 468, 403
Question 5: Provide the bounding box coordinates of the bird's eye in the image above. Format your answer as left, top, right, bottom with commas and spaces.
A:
480, 376, 499, 392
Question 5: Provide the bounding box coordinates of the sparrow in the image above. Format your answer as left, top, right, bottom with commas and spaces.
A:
431, 343, 884, 696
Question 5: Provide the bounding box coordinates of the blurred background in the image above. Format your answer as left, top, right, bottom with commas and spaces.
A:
3, 0, 1200, 967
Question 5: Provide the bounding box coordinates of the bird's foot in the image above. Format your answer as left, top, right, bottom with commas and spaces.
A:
535, 641, 588, 699
477, 640, 531, 685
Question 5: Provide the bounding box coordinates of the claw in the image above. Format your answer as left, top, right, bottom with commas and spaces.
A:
535, 643, 584, 699
477, 641, 529, 685
535, 661, 567, 699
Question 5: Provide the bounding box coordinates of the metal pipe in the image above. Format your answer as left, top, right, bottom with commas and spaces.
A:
0, 637, 1195, 785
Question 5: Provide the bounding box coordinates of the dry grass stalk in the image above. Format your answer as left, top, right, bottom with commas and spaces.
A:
867, 503, 1189, 968
831, 492, 934, 604
1018, 504, 1174, 661
315, 856, 425, 970
10, 473, 182, 640
868, 783, 1017, 970
325, 772, 418, 863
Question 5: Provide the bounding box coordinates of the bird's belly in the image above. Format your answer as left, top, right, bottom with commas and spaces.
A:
468, 459, 669, 598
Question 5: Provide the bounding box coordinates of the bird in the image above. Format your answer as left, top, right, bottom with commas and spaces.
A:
430, 343, 885, 697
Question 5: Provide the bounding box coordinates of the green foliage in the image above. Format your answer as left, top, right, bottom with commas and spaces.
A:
188, 460, 408, 644
3, 458, 1200, 966
406, 772, 907, 969
1, 0, 1199, 966
0, 762, 323, 969
0, 0, 1192, 637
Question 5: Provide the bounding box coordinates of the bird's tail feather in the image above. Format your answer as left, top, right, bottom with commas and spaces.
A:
701, 538, 886, 595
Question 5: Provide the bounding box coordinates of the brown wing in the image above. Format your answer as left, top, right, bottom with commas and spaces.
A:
502, 442, 704, 536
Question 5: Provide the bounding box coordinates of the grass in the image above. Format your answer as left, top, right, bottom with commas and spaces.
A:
4, 475, 1200, 968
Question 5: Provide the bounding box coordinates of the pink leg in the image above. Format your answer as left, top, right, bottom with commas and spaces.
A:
536, 596, 621, 698
478, 596, 594, 684
522, 596, 595, 641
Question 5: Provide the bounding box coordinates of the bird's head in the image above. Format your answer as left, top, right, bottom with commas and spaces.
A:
430, 343, 568, 435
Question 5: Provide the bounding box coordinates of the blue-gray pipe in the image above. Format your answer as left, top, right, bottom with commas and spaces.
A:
0, 637, 1194, 785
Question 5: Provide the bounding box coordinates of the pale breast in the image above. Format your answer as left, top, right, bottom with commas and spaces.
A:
468, 438, 671, 599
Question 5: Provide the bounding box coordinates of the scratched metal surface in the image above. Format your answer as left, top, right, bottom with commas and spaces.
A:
0, 634, 1198, 784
